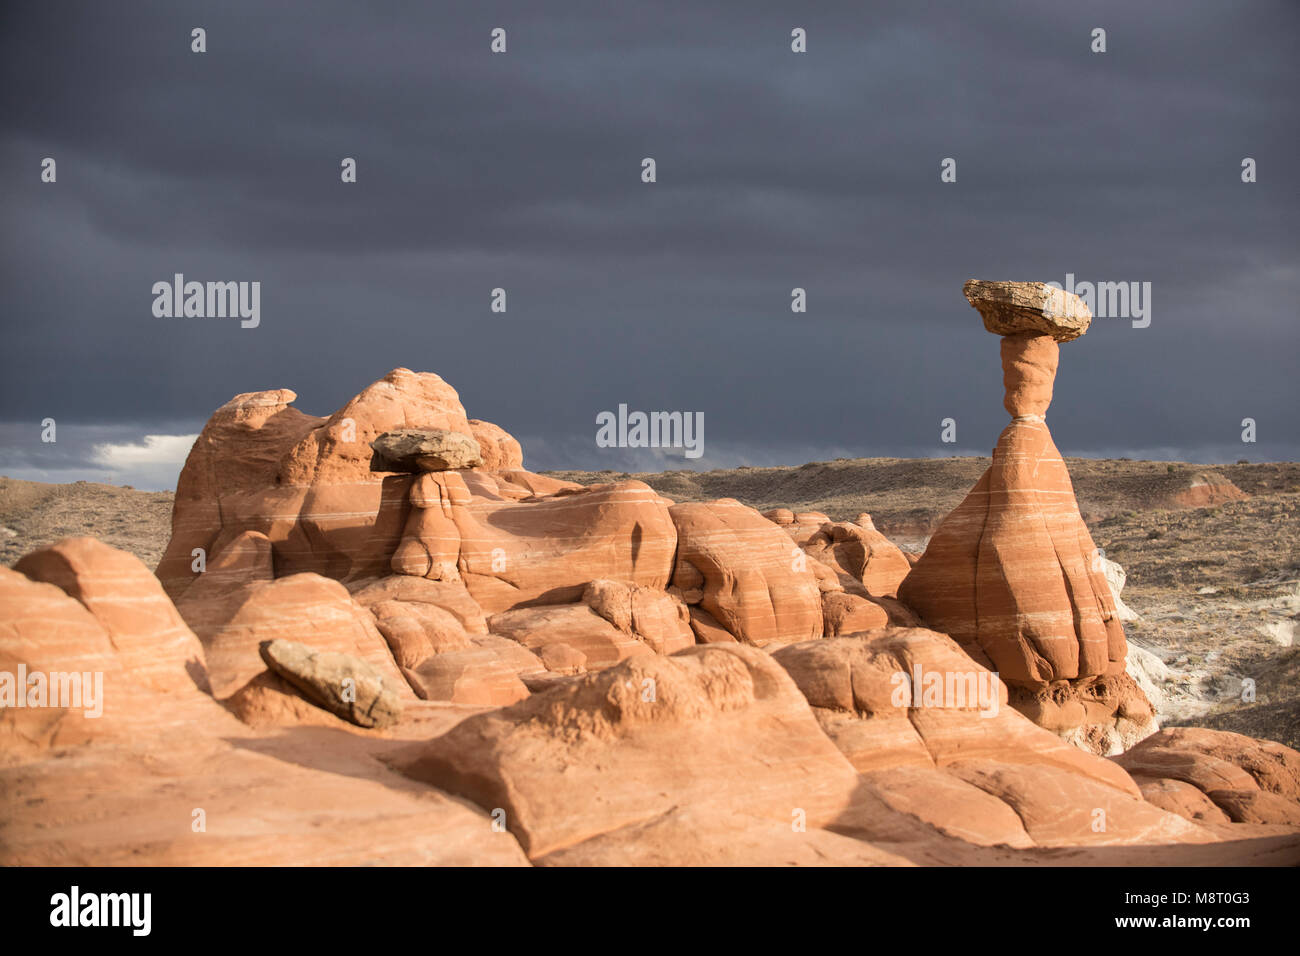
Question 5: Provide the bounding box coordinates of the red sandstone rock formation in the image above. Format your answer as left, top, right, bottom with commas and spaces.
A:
765, 508, 917, 634
156, 368, 521, 598
2, 539, 218, 754
5, 362, 1299, 866
1113, 727, 1300, 825
898, 281, 1154, 754
670, 499, 824, 647
392, 628, 1300, 862
150, 369, 692, 705
1167, 469, 1250, 508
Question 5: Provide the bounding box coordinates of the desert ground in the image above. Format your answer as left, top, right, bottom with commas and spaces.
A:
4, 457, 1297, 748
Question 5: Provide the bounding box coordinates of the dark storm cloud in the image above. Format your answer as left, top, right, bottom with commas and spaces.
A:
1, 0, 1297, 487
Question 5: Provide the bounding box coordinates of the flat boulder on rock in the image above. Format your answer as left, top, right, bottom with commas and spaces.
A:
259, 638, 404, 728
370, 428, 483, 473
962, 279, 1091, 342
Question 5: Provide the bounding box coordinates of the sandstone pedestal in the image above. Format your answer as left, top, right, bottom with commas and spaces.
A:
899, 281, 1155, 754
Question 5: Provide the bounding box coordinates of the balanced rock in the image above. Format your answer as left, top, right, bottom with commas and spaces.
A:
371, 428, 483, 473
6, 357, 1300, 864
962, 279, 1091, 342
899, 281, 1152, 754
156, 369, 522, 598
259, 638, 404, 728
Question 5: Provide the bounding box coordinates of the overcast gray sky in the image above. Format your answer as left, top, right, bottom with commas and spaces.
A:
2, 0, 1297, 488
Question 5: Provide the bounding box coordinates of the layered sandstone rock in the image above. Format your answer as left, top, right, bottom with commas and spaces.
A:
1, 540, 219, 752
468, 419, 524, 471
7, 543, 1293, 866
670, 499, 823, 646
767, 628, 1294, 849
1, 568, 136, 751
179, 568, 410, 701
0, 541, 530, 865
767, 509, 917, 634
14, 537, 208, 698
350, 574, 488, 634
1113, 727, 1300, 825
390, 475, 678, 614
156, 368, 521, 599
391, 644, 882, 858
367, 590, 539, 706
772, 629, 1138, 790
488, 604, 650, 670
771, 510, 912, 599
153, 370, 694, 707
389, 631, 1286, 862
898, 281, 1154, 753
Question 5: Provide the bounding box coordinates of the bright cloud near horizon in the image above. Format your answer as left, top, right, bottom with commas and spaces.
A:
91, 433, 197, 486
